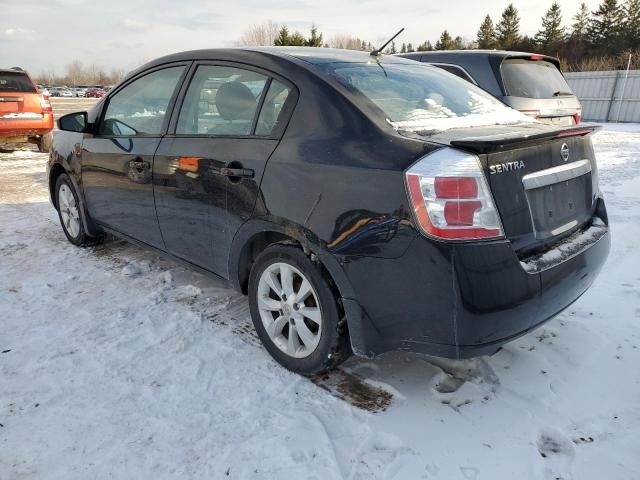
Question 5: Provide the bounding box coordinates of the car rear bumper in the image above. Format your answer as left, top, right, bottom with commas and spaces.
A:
0, 113, 54, 138
340, 198, 610, 359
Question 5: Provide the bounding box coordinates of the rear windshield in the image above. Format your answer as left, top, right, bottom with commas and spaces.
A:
320, 62, 530, 134
0, 72, 36, 93
501, 59, 572, 99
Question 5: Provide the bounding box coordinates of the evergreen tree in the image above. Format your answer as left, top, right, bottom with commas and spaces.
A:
435, 30, 455, 50
497, 3, 522, 49
571, 3, 591, 39
477, 14, 497, 49
535, 2, 566, 54
274, 26, 290, 46
306, 25, 323, 47
401, 42, 407, 53
291, 31, 307, 46
417, 41, 433, 51
453, 36, 466, 49
406, 42, 414, 52
514, 35, 538, 52
623, 0, 640, 49
389, 41, 397, 54
588, 0, 624, 54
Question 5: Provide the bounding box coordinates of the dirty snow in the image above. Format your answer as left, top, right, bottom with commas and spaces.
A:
1, 125, 640, 479
520, 222, 608, 273
0, 112, 43, 119
390, 109, 531, 134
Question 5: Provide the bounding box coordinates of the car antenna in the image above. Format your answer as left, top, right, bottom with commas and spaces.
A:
370, 28, 405, 57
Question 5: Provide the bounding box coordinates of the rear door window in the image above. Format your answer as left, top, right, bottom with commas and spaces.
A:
176, 65, 268, 136
501, 59, 572, 99
0, 72, 36, 93
431, 64, 476, 84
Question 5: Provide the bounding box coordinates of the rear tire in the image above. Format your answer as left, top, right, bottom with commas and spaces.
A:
37, 133, 52, 153
248, 244, 351, 375
54, 173, 103, 247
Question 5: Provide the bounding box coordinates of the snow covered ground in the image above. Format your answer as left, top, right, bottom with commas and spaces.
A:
1, 125, 639, 479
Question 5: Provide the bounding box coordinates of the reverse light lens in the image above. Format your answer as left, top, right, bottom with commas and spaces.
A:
405, 148, 504, 240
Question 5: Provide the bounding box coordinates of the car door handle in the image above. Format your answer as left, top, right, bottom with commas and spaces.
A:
219, 167, 254, 179
129, 159, 150, 171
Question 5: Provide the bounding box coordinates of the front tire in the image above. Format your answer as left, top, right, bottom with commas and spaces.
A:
248, 244, 351, 375
55, 173, 102, 247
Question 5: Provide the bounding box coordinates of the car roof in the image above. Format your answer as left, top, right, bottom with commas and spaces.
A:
141, 47, 420, 70
246, 47, 416, 64
0, 68, 29, 74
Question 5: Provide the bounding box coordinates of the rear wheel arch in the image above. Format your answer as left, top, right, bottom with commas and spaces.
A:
235, 230, 293, 294
230, 221, 356, 300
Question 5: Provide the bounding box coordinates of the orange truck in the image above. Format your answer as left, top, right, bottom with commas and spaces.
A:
0, 67, 53, 152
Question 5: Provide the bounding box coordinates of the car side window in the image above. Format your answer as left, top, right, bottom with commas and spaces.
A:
176, 65, 268, 136
433, 64, 475, 84
99, 66, 185, 136
255, 80, 292, 136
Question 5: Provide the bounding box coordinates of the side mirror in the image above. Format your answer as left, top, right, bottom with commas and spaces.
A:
58, 111, 88, 133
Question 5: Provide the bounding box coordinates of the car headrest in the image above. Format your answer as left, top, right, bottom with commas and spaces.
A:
215, 81, 256, 121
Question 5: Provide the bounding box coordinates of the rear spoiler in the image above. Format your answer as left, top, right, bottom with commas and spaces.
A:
450, 124, 601, 154
504, 53, 561, 70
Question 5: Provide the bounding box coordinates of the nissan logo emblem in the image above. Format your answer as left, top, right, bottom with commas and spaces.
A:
560, 143, 570, 162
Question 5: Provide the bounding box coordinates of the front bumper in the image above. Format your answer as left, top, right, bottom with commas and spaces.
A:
341, 199, 610, 359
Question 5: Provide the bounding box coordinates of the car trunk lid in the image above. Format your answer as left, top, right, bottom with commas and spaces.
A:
427, 124, 600, 254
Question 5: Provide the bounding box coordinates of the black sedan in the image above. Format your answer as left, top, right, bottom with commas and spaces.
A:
48, 47, 609, 375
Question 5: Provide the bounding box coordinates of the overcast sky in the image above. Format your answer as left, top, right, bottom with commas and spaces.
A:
1, 0, 601, 75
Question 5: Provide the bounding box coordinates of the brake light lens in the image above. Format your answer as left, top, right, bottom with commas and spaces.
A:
573, 112, 581, 124
434, 177, 478, 198
530, 54, 544, 61
405, 148, 504, 240
40, 95, 52, 114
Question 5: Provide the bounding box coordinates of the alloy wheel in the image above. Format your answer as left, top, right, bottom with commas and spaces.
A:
58, 184, 81, 238
257, 262, 323, 358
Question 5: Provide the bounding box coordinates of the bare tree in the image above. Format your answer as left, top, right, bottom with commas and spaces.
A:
328, 34, 368, 50
65, 60, 84, 86
239, 20, 280, 46
34, 61, 125, 86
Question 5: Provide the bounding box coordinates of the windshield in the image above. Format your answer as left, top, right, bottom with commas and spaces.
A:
501, 59, 573, 99
320, 62, 530, 134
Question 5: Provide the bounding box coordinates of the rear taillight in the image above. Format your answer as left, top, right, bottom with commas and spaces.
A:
573, 112, 581, 124
405, 148, 504, 241
40, 95, 52, 114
